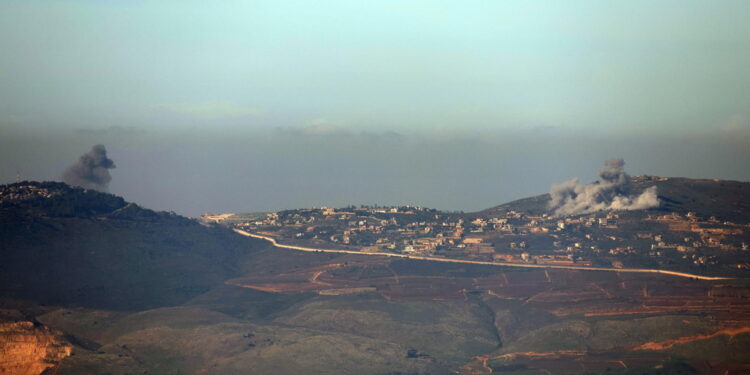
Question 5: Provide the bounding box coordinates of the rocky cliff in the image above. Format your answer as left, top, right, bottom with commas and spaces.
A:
0, 319, 72, 375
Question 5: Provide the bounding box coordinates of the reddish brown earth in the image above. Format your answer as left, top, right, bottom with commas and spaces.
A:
231, 254, 750, 374
490, 352, 670, 374
230, 255, 750, 317
632, 327, 750, 351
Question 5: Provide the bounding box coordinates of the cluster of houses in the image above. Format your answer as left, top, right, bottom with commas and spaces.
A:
228, 201, 748, 267
236, 207, 592, 263
231, 205, 749, 270
0, 183, 59, 203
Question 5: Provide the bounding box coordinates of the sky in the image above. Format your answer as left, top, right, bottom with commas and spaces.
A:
1, 1, 749, 216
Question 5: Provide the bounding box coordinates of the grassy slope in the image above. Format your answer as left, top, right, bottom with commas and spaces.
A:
273, 294, 500, 363
40, 301, 448, 375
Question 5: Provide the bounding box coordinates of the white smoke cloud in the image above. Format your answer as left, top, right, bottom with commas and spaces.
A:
548, 159, 658, 216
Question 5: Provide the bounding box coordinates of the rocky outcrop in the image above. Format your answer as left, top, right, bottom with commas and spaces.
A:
0, 320, 72, 375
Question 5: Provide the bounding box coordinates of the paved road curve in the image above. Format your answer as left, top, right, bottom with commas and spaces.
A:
234, 229, 731, 281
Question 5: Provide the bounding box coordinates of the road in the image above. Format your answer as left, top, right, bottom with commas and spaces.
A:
234, 229, 732, 281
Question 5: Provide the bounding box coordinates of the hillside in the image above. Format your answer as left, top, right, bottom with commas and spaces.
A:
228, 176, 750, 277
2, 180, 750, 375
0, 181, 270, 310
481, 176, 750, 223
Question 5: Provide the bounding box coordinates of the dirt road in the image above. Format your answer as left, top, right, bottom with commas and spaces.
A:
234, 229, 731, 281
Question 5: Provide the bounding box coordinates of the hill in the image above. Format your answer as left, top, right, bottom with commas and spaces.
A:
0, 181, 270, 310
227, 176, 750, 277
480, 176, 750, 223
2, 179, 750, 375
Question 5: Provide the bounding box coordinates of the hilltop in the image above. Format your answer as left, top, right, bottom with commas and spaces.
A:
0, 181, 270, 310
481, 176, 750, 224
227, 176, 750, 277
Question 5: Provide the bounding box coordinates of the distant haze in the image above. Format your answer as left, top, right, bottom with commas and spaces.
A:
1, 1, 749, 216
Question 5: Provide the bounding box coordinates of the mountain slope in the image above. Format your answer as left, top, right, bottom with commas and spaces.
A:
3, 179, 750, 375
480, 176, 750, 223
0, 181, 270, 310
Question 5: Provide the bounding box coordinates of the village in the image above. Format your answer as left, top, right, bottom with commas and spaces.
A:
0, 182, 60, 203
217, 203, 750, 276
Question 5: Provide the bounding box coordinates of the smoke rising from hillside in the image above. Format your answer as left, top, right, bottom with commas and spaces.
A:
62, 145, 116, 191
548, 159, 658, 216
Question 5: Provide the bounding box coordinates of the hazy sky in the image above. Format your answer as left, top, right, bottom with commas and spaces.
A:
1, 1, 749, 216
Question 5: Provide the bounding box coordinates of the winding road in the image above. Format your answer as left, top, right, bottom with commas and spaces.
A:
234, 229, 732, 281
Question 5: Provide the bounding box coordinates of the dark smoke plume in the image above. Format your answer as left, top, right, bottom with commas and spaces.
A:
548, 158, 658, 216
62, 145, 116, 191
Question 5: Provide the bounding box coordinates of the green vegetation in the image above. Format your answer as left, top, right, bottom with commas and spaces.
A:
496, 315, 714, 355
3, 180, 750, 375
667, 332, 750, 362
582, 360, 697, 375
0, 182, 270, 310
273, 294, 499, 363
46, 304, 447, 375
